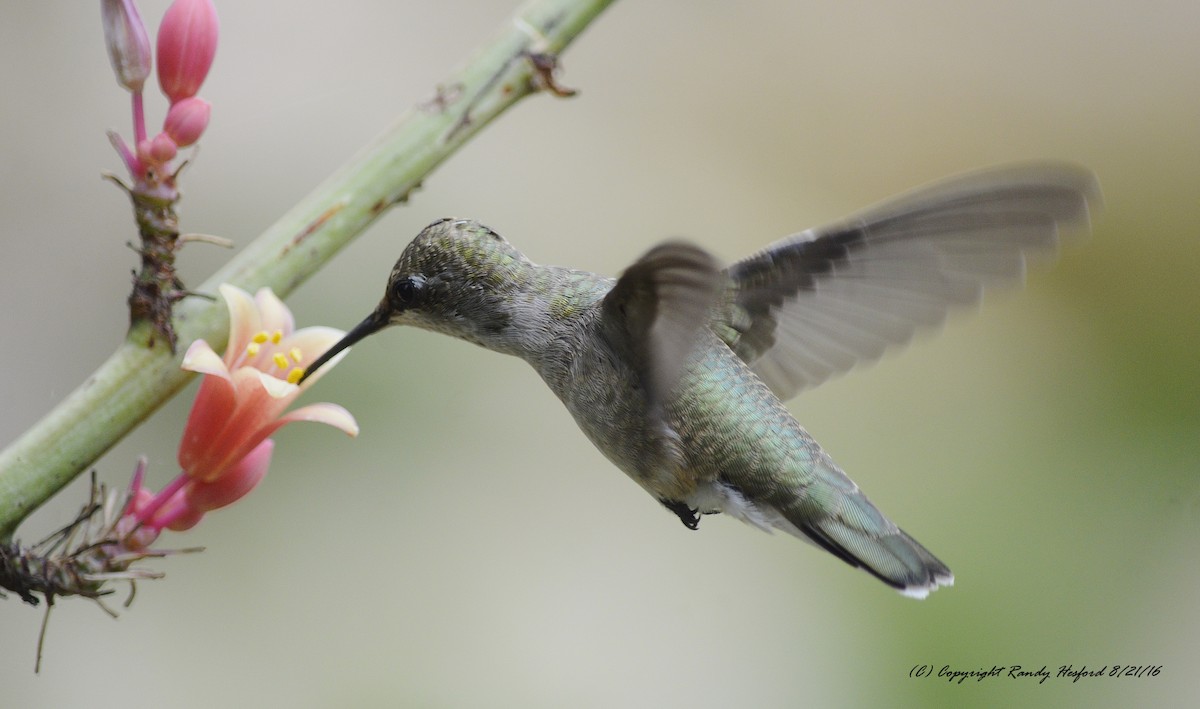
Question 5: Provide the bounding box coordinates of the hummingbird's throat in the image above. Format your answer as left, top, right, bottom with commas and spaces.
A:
242, 329, 306, 384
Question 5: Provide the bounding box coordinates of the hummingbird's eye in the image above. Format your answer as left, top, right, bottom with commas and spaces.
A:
390, 275, 426, 308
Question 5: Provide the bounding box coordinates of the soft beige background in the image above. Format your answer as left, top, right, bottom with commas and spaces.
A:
2, 1, 1198, 707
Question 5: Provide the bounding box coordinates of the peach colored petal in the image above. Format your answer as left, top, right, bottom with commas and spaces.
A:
180, 338, 230, 380
278, 326, 347, 365
278, 402, 359, 437
254, 368, 296, 399
255, 287, 295, 336
219, 284, 262, 369
178, 367, 239, 474
239, 403, 357, 458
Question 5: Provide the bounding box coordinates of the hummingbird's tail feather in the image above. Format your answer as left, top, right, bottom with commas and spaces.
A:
760, 479, 953, 598
794, 516, 954, 599
701, 475, 953, 597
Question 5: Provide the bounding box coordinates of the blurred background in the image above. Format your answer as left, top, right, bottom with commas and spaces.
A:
1, 1, 1197, 707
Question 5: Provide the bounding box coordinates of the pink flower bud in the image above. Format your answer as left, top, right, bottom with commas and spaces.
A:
156, 0, 219, 103
101, 0, 152, 92
116, 487, 162, 549
137, 133, 178, 166
150, 133, 178, 162
163, 97, 211, 146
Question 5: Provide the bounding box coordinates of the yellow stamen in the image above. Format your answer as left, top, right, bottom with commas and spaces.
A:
273, 353, 289, 369
252, 331, 269, 344
286, 367, 304, 384
270, 330, 283, 344
289, 347, 303, 363
246, 342, 261, 358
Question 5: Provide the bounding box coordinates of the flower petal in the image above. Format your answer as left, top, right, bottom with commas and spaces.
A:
255, 288, 295, 337
278, 327, 347, 365
236, 402, 359, 459
278, 402, 359, 437
219, 284, 262, 369
255, 368, 296, 399
178, 367, 239, 476
181, 338, 231, 379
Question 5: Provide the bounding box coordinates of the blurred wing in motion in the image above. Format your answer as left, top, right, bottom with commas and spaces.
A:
719, 163, 1101, 400
602, 241, 724, 413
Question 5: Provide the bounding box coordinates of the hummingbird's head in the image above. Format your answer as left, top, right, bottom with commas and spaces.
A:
299, 218, 531, 383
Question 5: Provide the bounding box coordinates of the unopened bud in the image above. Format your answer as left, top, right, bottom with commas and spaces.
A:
101, 0, 152, 92
163, 97, 211, 146
157, 0, 219, 103
137, 133, 178, 166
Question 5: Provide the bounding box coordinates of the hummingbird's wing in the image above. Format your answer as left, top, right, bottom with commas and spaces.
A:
601, 242, 723, 416
718, 163, 1100, 401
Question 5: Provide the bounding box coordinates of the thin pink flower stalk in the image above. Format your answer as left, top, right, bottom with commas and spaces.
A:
120, 285, 358, 547
102, 0, 219, 179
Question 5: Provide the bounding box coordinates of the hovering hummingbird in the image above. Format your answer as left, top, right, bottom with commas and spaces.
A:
301, 163, 1098, 598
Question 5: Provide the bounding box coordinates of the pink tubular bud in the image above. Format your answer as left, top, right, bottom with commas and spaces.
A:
163, 97, 211, 146
101, 0, 152, 92
150, 133, 178, 162
156, 0, 219, 103
137, 133, 178, 166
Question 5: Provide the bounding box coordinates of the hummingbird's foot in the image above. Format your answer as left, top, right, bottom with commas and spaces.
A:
659, 498, 701, 531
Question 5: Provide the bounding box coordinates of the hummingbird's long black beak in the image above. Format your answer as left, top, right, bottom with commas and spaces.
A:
297, 307, 390, 385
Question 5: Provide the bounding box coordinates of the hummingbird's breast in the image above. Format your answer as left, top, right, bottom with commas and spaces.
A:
563, 337, 679, 478
521, 282, 687, 498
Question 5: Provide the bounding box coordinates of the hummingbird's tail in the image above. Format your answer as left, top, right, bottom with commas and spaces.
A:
790, 511, 954, 599
703, 475, 953, 597
735, 475, 953, 598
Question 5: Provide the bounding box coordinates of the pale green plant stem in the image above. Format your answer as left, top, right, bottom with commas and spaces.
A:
0, 0, 616, 539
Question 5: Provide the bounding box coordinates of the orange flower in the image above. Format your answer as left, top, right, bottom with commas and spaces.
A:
125, 284, 357, 538
177, 284, 357, 483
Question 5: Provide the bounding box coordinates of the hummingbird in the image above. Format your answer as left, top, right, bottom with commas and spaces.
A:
301, 163, 1098, 598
